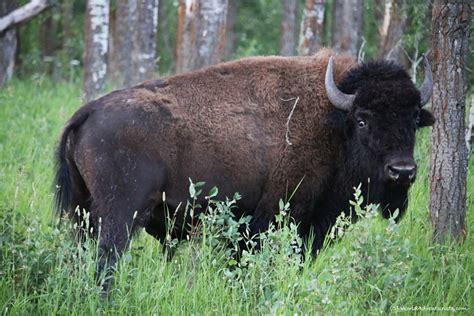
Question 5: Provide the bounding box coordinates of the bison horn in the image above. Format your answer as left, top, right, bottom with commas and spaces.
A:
325, 56, 355, 111
419, 53, 433, 107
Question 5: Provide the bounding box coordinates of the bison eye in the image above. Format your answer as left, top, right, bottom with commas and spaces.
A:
357, 119, 367, 128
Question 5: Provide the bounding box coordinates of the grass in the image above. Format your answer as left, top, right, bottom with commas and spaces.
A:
0, 79, 472, 315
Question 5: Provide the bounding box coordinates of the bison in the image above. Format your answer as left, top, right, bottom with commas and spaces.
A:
54, 49, 434, 291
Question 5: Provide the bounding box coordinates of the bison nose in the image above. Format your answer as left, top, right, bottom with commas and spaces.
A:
386, 163, 417, 184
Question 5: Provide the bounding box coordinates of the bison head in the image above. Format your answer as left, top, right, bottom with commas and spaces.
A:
324, 55, 435, 220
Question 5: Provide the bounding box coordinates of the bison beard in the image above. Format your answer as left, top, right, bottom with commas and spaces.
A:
54, 49, 434, 294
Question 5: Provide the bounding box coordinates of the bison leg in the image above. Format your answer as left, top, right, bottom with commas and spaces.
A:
95, 203, 137, 295
80, 161, 166, 296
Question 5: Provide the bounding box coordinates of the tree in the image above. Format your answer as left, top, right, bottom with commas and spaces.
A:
224, 0, 237, 60
0, 0, 49, 87
194, 0, 228, 69
280, 0, 298, 56
298, 0, 325, 56
109, 0, 135, 87
0, 0, 17, 88
175, 0, 199, 73
176, 0, 228, 73
82, 0, 109, 102
130, 0, 159, 84
332, 0, 364, 56
109, 0, 158, 88
429, 0, 471, 243
379, 0, 407, 65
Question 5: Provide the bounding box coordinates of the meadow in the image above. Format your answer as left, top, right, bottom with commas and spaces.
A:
0, 79, 472, 315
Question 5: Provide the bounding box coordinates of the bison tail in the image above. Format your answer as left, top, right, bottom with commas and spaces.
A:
54, 110, 89, 219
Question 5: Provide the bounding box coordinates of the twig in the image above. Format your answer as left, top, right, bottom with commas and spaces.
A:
281, 96, 300, 146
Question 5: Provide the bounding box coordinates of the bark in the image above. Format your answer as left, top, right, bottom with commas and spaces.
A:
468, 98, 474, 154
298, 0, 325, 56
374, 0, 385, 36
0, 0, 17, 87
224, 0, 236, 60
332, 0, 364, 56
280, 0, 298, 56
130, 0, 159, 83
429, 0, 471, 243
110, 0, 136, 86
82, 0, 109, 102
175, 0, 199, 73
0, 0, 49, 33
194, 0, 227, 69
379, 0, 407, 65
176, 0, 227, 73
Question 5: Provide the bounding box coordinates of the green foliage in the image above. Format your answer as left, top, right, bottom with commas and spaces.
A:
0, 80, 472, 314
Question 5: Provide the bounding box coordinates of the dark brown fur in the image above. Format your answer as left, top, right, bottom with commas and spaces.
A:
54, 49, 432, 292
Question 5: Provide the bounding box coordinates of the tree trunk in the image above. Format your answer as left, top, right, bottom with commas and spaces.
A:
194, 0, 227, 69
82, 0, 109, 102
224, 0, 237, 60
175, 0, 199, 73
110, 0, 135, 87
176, 0, 227, 73
374, 0, 385, 37
280, 0, 298, 56
429, 0, 471, 243
298, 0, 325, 56
130, 0, 159, 84
332, 0, 364, 56
0, 0, 17, 87
379, 0, 407, 65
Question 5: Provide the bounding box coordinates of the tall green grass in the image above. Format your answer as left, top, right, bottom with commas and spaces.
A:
0, 80, 472, 315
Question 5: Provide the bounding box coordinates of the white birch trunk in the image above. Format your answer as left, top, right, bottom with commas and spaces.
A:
298, 0, 325, 56
194, 0, 228, 69
83, 0, 109, 102
176, 0, 199, 73
130, 0, 159, 83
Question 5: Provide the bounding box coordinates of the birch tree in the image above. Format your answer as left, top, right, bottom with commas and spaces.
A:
176, 0, 228, 73
298, 0, 325, 56
176, 0, 199, 73
130, 0, 159, 84
332, 0, 364, 56
110, 0, 135, 86
280, 0, 298, 56
194, 0, 227, 69
83, 0, 109, 102
429, 0, 471, 243
110, 0, 158, 87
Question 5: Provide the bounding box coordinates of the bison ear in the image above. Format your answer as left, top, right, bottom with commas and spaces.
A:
417, 109, 435, 128
322, 110, 347, 132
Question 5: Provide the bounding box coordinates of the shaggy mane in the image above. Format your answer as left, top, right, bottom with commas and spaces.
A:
338, 61, 412, 94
